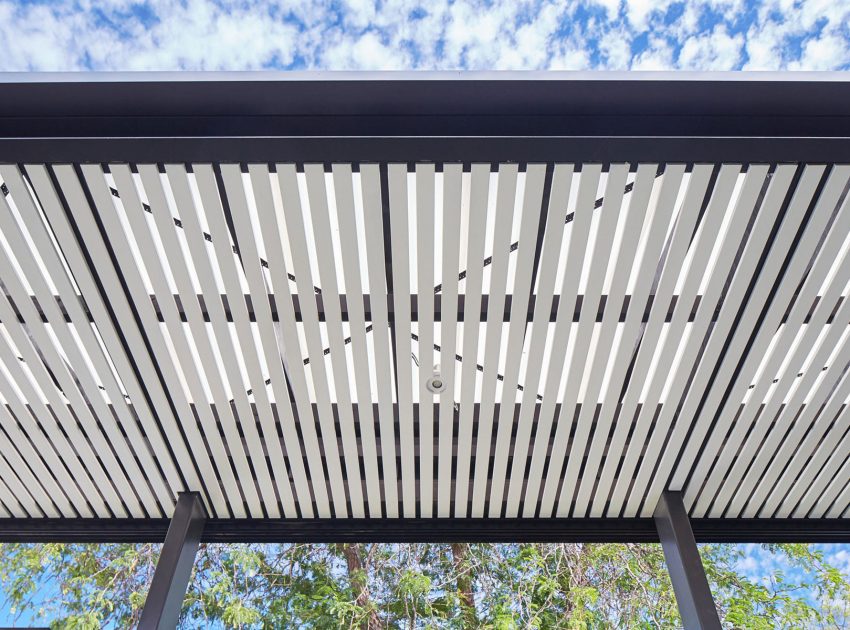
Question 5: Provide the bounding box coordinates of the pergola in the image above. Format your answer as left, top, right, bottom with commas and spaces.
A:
0, 72, 848, 628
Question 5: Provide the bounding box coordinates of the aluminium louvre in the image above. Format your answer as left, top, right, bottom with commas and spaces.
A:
0, 72, 848, 542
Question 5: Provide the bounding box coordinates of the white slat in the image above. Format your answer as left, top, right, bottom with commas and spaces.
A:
416, 164, 437, 516
194, 165, 286, 517
129, 168, 240, 516
604, 164, 744, 516
437, 164, 463, 517
699, 165, 848, 517
303, 164, 366, 517
276, 164, 350, 516
634, 166, 773, 517
0, 387, 71, 517
0, 327, 89, 516
453, 164, 491, 516
43, 164, 224, 516
561, 164, 684, 517
0, 403, 56, 516
0, 302, 103, 517
760, 255, 850, 519
134, 165, 246, 517
167, 164, 276, 516
681, 166, 826, 516
487, 164, 547, 517
732, 305, 850, 517
384, 164, 418, 518
769, 362, 850, 517
167, 164, 271, 517
678, 166, 842, 512
249, 164, 330, 517
521, 165, 599, 517
504, 164, 574, 517
600, 165, 740, 516
117, 164, 255, 516
7, 172, 162, 516
8, 165, 170, 516
333, 164, 384, 517
221, 164, 310, 517
25, 165, 199, 515
165, 165, 270, 516
543, 165, 655, 518
0, 210, 132, 517
0, 447, 34, 517
826, 480, 850, 518
556, 162, 630, 516
0, 479, 15, 517
359, 164, 399, 517
820, 450, 850, 518
471, 164, 519, 517
792, 408, 850, 518
636, 167, 820, 520
1, 174, 153, 517
590, 165, 713, 517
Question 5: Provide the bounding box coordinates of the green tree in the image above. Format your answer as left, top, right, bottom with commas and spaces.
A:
0, 541, 848, 628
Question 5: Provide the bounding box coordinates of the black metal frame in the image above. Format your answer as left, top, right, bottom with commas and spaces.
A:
0, 72, 848, 163
2, 137, 848, 164
0, 73, 848, 545
1, 517, 848, 543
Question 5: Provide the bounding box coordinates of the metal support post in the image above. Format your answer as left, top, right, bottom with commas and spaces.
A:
654, 491, 721, 630
139, 492, 206, 630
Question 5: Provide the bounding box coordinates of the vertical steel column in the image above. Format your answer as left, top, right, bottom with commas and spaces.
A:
654, 491, 721, 630
139, 492, 206, 630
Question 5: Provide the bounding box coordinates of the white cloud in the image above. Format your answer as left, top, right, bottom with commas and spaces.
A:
548, 44, 592, 70
623, 0, 677, 32
123, 1, 300, 71
597, 26, 632, 68
321, 30, 412, 69
743, 0, 850, 69
0, 0, 847, 72
679, 26, 744, 70
828, 548, 850, 576
631, 36, 675, 69
789, 33, 850, 71
583, 0, 621, 21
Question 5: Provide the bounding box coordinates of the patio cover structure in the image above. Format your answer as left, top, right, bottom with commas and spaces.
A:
0, 72, 848, 627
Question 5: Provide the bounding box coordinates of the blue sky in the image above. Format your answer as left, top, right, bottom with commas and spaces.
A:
0, 0, 848, 71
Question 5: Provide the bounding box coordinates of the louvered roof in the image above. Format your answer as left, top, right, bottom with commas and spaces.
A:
0, 72, 849, 541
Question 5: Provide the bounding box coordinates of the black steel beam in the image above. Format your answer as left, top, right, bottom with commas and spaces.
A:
1, 516, 848, 544
12, 292, 843, 325
0, 73, 848, 162
177, 293, 711, 324
138, 492, 206, 630
0, 137, 847, 164
655, 491, 721, 630
1, 73, 849, 137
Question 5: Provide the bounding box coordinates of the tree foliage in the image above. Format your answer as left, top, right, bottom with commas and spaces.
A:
0, 541, 848, 628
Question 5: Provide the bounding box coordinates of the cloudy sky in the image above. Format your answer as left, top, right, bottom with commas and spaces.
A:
0, 0, 848, 72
